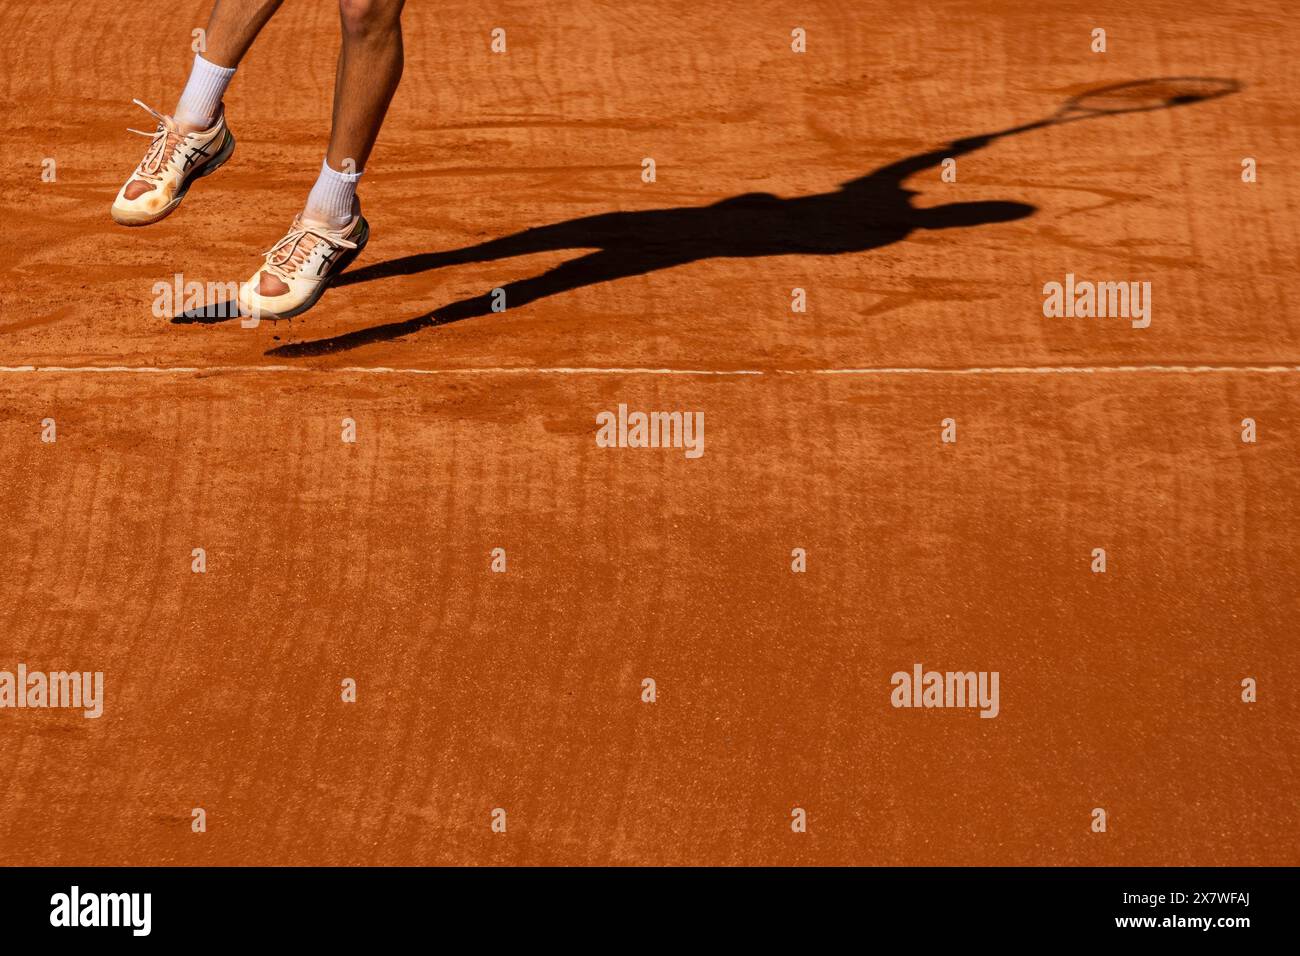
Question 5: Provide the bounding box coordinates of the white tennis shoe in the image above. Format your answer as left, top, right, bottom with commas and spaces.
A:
238, 209, 369, 320
111, 100, 235, 226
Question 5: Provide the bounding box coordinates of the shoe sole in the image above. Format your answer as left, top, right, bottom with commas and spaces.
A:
110, 129, 236, 227
251, 218, 371, 321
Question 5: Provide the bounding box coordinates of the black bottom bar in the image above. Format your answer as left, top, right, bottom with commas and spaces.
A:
0, 867, 1279, 942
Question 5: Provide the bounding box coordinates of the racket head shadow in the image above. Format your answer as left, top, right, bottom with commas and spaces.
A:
1063, 76, 1241, 118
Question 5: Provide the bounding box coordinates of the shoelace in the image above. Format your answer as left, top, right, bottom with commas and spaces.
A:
262, 218, 359, 280
126, 99, 189, 180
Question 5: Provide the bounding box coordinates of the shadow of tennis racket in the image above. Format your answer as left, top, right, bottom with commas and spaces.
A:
992, 76, 1240, 141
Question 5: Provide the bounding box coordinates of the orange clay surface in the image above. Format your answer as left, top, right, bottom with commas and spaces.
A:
0, 0, 1297, 865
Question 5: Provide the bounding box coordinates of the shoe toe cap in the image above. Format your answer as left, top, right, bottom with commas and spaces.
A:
257, 272, 290, 297
123, 179, 156, 200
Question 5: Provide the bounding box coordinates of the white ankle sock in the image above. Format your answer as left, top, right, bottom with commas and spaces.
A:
304, 160, 363, 229
174, 54, 236, 130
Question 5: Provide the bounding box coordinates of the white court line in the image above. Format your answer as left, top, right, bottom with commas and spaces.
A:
0, 363, 1298, 376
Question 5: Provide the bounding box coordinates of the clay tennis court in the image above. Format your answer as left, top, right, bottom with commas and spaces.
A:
1, 0, 1296, 866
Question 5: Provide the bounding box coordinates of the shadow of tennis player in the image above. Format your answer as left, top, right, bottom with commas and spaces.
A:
267, 133, 1028, 357
264, 75, 1238, 357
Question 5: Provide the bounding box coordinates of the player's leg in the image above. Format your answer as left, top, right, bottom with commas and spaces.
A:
111, 0, 285, 226
324, 0, 407, 183
301, 0, 408, 230
174, 0, 287, 129
240, 0, 406, 320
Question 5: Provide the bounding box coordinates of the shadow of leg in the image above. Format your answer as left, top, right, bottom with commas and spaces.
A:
268, 248, 680, 358
334, 222, 598, 288
171, 299, 244, 325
